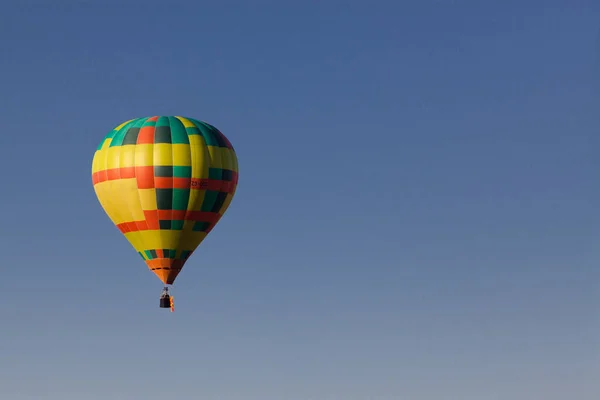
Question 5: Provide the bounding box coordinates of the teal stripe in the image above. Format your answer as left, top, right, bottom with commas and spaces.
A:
173, 166, 192, 178
200, 190, 219, 212
156, 116, 170, 127
189, 118, 219, 146
110, 117, 147, 147
169, 117, 189, 144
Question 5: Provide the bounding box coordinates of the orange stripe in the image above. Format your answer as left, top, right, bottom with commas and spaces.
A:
146, 258, 184, 269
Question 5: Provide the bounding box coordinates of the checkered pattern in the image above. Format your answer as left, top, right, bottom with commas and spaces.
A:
91, 116, 239, 285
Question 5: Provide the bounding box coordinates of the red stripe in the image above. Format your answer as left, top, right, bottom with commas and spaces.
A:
144, 210, 160, 230
107, 169, 120, 180
136, 166, 154, 189
154, 177, 173, 189
190, 178, 235, 193
186, 211, 219, 223
120, 167, 136, 178
93, 167, 237, 194
157, 209, 186, 220
116, 211, 220, 233
137, 126, 155, 144
173, 177, 191, 189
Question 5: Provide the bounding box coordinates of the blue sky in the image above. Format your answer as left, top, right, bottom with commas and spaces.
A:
0, 1, 599, 399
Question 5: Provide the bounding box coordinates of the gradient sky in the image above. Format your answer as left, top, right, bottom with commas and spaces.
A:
1, 1, 599, 399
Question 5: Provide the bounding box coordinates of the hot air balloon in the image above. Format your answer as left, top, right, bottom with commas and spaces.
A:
91, 116, 239, 311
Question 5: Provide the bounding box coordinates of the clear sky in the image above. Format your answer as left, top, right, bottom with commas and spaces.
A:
0, 1, 599, 399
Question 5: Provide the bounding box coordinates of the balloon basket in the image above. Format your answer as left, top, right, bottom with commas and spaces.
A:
159, 295, 171, 308
159, 286, 174, 311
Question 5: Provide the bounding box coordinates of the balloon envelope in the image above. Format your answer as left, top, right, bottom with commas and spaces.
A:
91, 116, 239, 285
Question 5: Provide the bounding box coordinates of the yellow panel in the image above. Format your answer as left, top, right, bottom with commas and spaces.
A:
153, 143, 173, 166
119, 178, 145, 221
94, 181, 129, 225
138, 188, 157, 210
159, 229, 183, 255
230, 149, 239, 173
191, 142, 209, 179
182, 220, 195, 232
220, 147, 232, 171
174, 116, 195, 128
174, 231, 207, 257
93, 184, 119, 225
222, 148, 235, 168
119, 145, 135, 168
124, 230, 207, 251
95, 149, 108, 171
180, 231, 207, 250
92, 151, 100, 173
114, 119, 134, 130
172, 144, 192, 166
207, 145, 222, 169
188, 134, 204, 146
187, 139, 209, 213
134, 144, 154, 167
188, 190, 206, 212
106, 147, 121, 169
100, 138, 112, 150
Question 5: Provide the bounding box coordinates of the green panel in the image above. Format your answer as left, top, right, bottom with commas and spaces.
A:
173, 166, 192, 178
192, 221, 210, 232
204, 122, 227, 147
97, 127, 121, 150
173, 189, 190, 210
211, 191, 228, 213
208, 168, 223, 180
190, 119, 219, 146
169, 117, 189, 144
141, 119, 157, 127
171, 220, 184, 230
185, 126, 201, 135
109, 120, 137, 147
156, 188, 173, 210
112, 117, 148, 147
200, 190, 219, 212
156, 116, 171, 127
